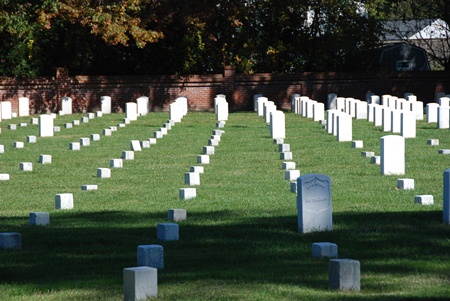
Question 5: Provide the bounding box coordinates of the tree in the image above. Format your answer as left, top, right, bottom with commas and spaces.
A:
0, 0, 386, 76
371, 0, 450, 70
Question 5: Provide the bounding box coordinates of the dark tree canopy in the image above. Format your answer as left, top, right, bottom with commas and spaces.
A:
0, 0, 430, 76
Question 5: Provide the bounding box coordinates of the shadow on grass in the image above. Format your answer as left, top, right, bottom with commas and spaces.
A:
0, 210, 449, 298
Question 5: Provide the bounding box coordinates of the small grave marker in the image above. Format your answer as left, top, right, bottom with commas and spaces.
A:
168, 209, 187, 221
110, 159, 123, 168
14, 142, 24, 149
123, 267, 158, 301
415, 195, 434, 205
81, 184, 98, 191
329, 259, 360, 291
397, 178, 414, 190
0, 232, 21, 249
179, 188, 196, 200
312, 242, 338, 258
20, 162, 33, 172
157, 223, 179, 241
137, 245, 164, 269
29, 212, 50, 226
55, 193, 74, 209
97, 168, 111, 178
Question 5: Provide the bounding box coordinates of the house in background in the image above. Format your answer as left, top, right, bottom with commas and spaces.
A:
380, 19, 450, 70
373, 43, 430, 71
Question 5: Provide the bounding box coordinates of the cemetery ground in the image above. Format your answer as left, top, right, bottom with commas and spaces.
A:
0, 110, 450, 300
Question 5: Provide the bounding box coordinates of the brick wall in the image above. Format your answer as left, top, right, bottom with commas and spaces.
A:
1, 67, 449, 114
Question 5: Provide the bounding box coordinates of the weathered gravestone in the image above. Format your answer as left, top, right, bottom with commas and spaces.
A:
297, 174, 332, 233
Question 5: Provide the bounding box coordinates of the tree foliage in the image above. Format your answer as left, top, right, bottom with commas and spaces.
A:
0, 0, 388, 76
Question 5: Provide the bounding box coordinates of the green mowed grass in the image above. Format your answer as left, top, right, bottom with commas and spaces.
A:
0, 111, 449, 300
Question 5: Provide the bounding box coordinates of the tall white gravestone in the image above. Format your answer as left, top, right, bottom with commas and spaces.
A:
61, 97, 72, 115
101, 96, 112, 114
1, 101, 12, 120
270, 110, 285, 139
39, 114, 54, 137
126, 102, 138, 121
136, 96, 149, 116
297, 174, 332, 233
18, 97, 29, 117
380, 135, 405, 175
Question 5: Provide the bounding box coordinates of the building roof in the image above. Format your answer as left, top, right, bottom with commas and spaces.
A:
381, 19, 450, 41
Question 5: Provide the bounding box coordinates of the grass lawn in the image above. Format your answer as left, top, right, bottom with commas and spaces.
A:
0, 109, 449, 300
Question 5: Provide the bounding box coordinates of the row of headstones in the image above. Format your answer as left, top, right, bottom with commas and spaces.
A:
0, 98, 30, 122
293, 93, 450, 217
130, 95, 228, 300
252, 94, 360, 291
1, 96, 191, 300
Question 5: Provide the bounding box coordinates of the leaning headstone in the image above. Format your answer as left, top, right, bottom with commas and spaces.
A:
18, 97, 29, 117
168, 209, 187, 221
329, 259, 360, 291
137, 245, 164, 269
29, 212, 50, 226
61, 97, 72, 115
380, 135, 405, 175
0, 232, 21, 249
101, 96, 111, 114
179, 188, 196, 200
130, 140, 142, 151
123, 267, 157, 301
55, 193, 74, 209
39, 114, 54, 137
297, 174, 332, 233
312, 242, 338, 258
157, 223, 179, 241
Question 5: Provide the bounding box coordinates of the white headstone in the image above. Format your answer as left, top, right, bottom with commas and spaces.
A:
400, 111, 416, 138
101, 96, 112, 114
61, 97, 72, 115
39, 114, 54, 137
270, 110, 285, 139
297, 174, 332, 233
18, 97, 29, 117
256, 97, 268, 116
136, 96, 149, 116
380, 135, 405, 175
426, 103, 439, 123
438, 106, 450, 129
1, 101, 12, 120
337, 114, 352, 142
126, 102, 138, 121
